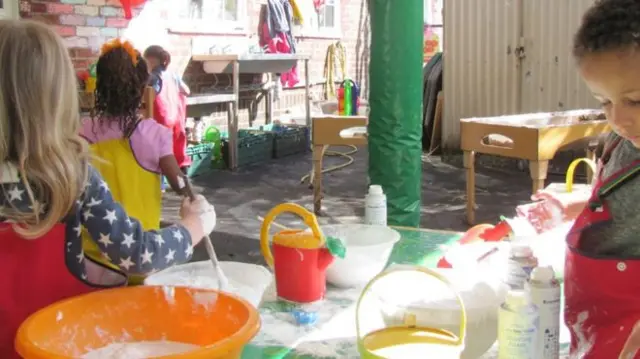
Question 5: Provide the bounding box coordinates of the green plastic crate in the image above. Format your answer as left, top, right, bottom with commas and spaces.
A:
250, 124, 310, 158
222, 129, 274, 168
186, 143, 214, 178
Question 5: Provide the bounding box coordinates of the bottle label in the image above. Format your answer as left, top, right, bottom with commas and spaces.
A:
506, 260, 535, 290
365, 204, 386, 226
498, 307, 539, 359
530, 287, 561, 359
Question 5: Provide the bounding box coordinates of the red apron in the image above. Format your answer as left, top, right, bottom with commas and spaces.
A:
152, 71, 190, 169
565, 137, 640, 358
0, 223, 125, 358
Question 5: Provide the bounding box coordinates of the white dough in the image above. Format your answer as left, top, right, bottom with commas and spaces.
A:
82, 341, 200, 359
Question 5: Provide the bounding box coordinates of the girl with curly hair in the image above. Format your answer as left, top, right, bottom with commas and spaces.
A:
80, 39, 198, 284
0, 21, 215, 358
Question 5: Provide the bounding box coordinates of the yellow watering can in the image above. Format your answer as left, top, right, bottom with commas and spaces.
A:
565, 157, 597, 192
260, 203, 337, 304
544, 157, 597, 195
356, 265, 467, 359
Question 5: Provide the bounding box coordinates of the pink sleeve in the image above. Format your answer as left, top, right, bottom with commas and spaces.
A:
130, 120, 174, 173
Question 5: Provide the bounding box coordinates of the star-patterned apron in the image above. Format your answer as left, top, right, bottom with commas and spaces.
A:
0, 224, 95, 358
565, 137, 640, 358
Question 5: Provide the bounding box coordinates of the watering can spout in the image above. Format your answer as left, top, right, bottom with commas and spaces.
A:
317, 248, 335, 271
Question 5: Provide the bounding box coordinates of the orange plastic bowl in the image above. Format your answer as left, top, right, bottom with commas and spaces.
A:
15, 286, 260, 359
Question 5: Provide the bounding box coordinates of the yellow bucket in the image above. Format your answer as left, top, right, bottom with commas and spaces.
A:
565, 157, 596, 193
356, 266, 467, 359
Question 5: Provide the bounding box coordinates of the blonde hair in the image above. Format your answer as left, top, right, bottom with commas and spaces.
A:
0, 20, 89, 239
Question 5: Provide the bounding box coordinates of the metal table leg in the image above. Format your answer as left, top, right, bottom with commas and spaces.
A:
230, 60, 240, 170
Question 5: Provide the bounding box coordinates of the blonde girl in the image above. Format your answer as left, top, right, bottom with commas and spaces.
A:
0, 20, 215, 358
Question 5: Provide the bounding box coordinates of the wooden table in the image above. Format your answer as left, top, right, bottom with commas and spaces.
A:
460, 109, 610, 224
311, 115, 368, 214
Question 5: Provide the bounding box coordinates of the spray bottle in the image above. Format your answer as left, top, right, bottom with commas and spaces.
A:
506, 243, 538, 290
525, 266, 561, 359
498, 290, 540, 359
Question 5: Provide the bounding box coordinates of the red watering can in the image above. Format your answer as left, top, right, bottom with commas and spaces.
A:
260, 203, 338, 303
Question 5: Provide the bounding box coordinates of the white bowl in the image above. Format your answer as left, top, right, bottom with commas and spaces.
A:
144, 261, 273, 308
321, 224, 401, 288
372, 266, 506, 359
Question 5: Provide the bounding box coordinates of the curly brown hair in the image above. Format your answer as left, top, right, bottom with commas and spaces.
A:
573, 0, 640, 59
93, 46, 149, 137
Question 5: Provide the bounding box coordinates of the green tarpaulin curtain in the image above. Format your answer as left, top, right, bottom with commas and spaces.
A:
368, 0, 424, 227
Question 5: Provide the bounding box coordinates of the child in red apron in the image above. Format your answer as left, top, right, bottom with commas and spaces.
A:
0, 20, 216, 358
143, 45, 190, 174
533, 1, 640, 357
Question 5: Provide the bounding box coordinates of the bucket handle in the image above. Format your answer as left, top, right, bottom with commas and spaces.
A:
565, 157, 597, 193
355, 265, 467, 346
260, 203, 323, 268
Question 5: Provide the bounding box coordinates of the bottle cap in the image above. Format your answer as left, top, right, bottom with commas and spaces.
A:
510, 244, 533, 258
291, 309, 318, 326
530, 265, 555, 282
369, 185, 384, 195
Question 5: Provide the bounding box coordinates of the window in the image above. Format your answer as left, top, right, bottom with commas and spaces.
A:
169, 0, 246, 34
301, 0, 341, 38
0, 0, 17, 19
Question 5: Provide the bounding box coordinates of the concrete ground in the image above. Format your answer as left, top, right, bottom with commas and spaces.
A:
161, 147, 563, 265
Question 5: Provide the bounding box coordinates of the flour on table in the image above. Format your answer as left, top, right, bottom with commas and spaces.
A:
82, 341, 200, 358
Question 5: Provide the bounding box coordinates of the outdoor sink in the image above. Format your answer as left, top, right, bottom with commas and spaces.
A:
192, 54, 304, 74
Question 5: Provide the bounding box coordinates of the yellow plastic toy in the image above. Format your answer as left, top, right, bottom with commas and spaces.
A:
356, 266, 467, 359
565, 157, 597, 193
16, 286, 260, 359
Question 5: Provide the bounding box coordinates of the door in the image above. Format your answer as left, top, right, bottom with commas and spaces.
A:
519, 0, 597, 113
0, 0, 17, 19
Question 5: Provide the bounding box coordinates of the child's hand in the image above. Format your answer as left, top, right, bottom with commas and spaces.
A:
530, 190, 590, 221
180, 195, 216, 242
620, 320, 640, 358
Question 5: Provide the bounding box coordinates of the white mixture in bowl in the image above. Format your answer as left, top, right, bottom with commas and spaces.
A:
82, 341, 200, 358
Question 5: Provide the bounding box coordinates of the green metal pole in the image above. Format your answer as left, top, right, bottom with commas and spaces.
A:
368, 0, 423, 227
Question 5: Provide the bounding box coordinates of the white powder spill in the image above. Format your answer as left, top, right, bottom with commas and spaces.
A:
82, 341, 200, 358
460, 109, 604, 129
145, 261, 273, 308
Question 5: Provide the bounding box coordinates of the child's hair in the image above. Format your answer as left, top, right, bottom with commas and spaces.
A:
573, 0, 640, 59
94, 39, 149, 137
143, 45, 171, 70
0, 20, 89, 239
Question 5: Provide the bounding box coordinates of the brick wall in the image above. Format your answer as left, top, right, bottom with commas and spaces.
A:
20, 0, 371, 130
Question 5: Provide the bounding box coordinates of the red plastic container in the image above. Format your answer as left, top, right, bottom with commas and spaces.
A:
260, 203, 335, 304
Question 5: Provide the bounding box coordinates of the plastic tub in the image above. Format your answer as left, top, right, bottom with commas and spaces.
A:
144, 261, 273, 308
373, 266, 505, 359
320, 224, 401, 288
16, 286, 260, 359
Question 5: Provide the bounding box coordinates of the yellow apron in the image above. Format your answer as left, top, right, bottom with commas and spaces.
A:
82, 137, 162, 284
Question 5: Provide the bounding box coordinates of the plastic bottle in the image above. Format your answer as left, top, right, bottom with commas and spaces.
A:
506, 244, 538, 290
498, 290, 540, 359
364, 185, 387, 226
525, 266, 561, 359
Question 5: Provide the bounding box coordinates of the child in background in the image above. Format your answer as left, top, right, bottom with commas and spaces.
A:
0, 20, 216, 358
534, 0, 640, 357
80, 39, 191, 283
143, 45, 191, 174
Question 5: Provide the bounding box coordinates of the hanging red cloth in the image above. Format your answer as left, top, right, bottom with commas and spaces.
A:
119, 0, 146, 19
313, 0, 326, 12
